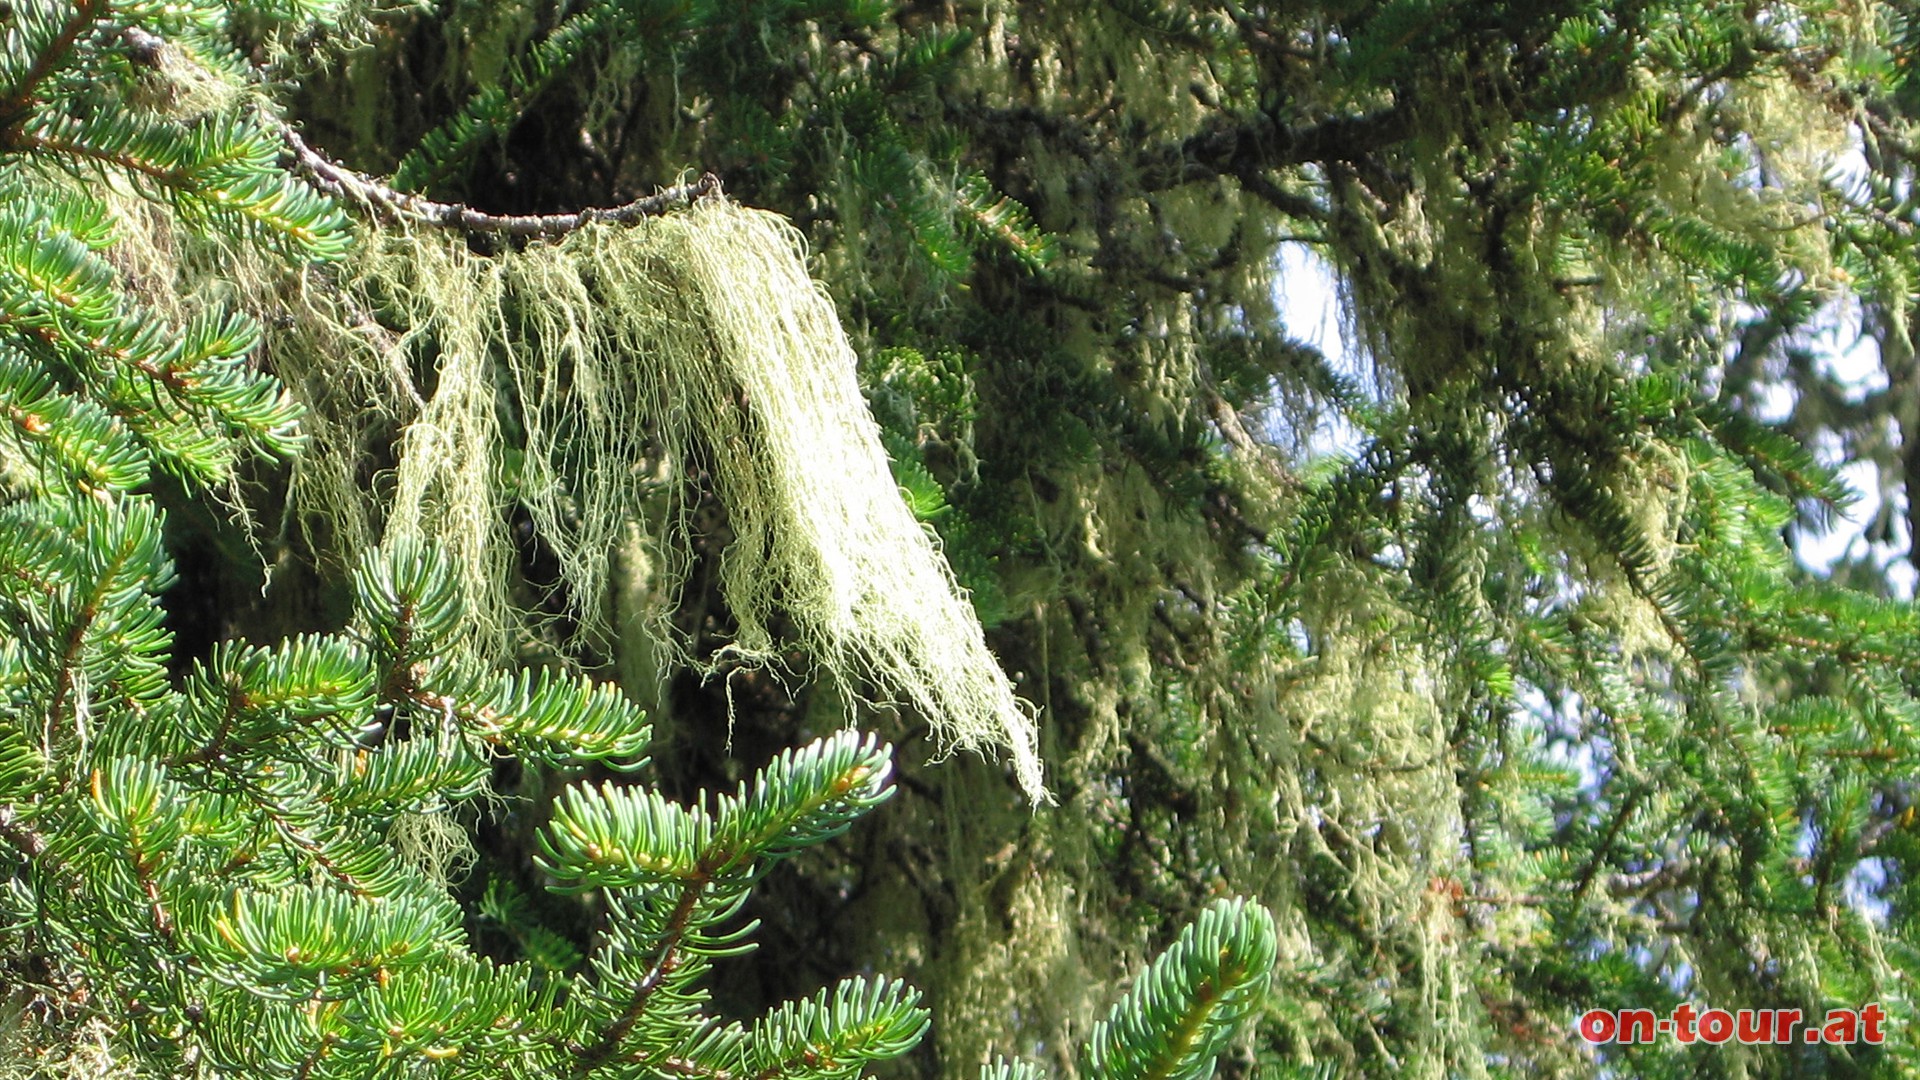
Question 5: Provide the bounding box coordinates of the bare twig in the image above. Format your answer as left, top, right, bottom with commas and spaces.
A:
1605, 858, 1694, 900
280, 126, 722, 239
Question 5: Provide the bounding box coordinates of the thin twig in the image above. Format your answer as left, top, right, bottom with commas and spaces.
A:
280, 126, 722, 239
570, 880, 708, 1074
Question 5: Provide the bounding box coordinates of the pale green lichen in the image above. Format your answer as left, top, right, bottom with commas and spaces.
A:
265, 200, 1047, 802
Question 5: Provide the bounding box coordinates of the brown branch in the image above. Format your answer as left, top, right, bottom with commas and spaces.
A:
1570, 787, 1643, 901
1200, 374, 1295, 492
1137, 106, 1410, 199
1856, 815, 1901, 857
959, 102, 1358, 220
1227, 167, 1327, 221
281, 127, 722, 239
11, 126, 213, 204
175, 674, 250, 767
133, 857, 175, 942
1465, 893, 1553, 907
569, 872, 714, 1075
661, 1057, 734, 1080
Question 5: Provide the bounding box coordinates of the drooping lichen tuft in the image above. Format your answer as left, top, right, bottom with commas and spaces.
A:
265, 198, 1047, 802
613, 203, 1047, 802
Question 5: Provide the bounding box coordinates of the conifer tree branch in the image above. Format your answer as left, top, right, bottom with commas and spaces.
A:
657, 1056, 737, 1080
1136, 107, 1409, 199
1605, 858, 1695, 900
10, 128, 189, 187
131, 850, 174, 943
571, 880, 708, 1074
281, 126, 723, 239
44, 509, 151, 736
1571, 787, 1644, 902
241, 785, 380, 898
0, 0, 108, 132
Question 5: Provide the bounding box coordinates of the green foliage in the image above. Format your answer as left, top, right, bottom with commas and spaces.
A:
1083, 899, 1277, 1080
0, 0, 343, 494
20, 0, 1920, 1076
393, 0, 690, 193
662, 2, 1920, 1075
1, 514, 1276, 1075
0, 4, 1279, 1078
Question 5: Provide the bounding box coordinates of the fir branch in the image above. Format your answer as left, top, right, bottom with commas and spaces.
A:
131, 845, 175, 943
659, 1055, 738, 1080
12, 126, 188, 189
747, 977, 928, 1080
1570, 787, 1644, 902
43, 499, 168, 737
570, 879, 707, 1074
292, 1029, 336, 1080
281, 126, 723, 239
0, 0, 107, 132
1082, 899, 1277, 1080
226, 779, 402, 900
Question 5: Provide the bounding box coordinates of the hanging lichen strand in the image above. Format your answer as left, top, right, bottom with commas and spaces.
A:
277, 198, 1047, 802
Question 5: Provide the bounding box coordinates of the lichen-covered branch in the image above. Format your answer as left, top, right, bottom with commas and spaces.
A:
280, 126, 722, 239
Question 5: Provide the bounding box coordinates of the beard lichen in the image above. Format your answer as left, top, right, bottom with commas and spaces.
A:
264, 198, 1046, 802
